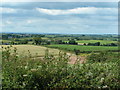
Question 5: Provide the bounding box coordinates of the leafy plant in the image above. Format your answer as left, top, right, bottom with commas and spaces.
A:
2, 46, 120, 89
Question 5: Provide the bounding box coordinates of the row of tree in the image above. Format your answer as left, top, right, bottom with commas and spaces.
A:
2, 40, 28, 45
33, 38, 78, 45
87, 42, 118, 46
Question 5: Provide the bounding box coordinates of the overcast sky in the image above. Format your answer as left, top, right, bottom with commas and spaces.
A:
1, 2, 118, 34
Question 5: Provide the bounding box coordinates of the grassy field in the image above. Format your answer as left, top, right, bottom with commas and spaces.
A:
47, 44, 118, 52
65, 40, 117, 44
1, 45, 60, 56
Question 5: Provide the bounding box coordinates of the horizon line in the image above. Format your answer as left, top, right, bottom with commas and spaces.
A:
1, 32, 118, 35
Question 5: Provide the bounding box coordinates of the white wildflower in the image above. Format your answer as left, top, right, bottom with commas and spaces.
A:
25, 66, 28, 69
31, 69, 37, 72
100, 78, 104, 82
103, 85, 108, 88
23, 74, 27, 77
38, 66, 42, 68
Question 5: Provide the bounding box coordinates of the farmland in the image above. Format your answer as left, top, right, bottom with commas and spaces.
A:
76, 40, 117, 44
1, 1, 119, 89
2, 44, 120, 89
1, 45, 59, 56
47, 44, 118, 53
1, 33, 120, 89
65, 40, 117, 44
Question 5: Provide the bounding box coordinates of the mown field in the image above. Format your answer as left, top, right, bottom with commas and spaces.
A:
1, 45, 59, 56
46, 44, 118, 53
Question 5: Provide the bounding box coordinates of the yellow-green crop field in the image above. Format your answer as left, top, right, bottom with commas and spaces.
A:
65, 40, 117, 44
77, 40, 117, 44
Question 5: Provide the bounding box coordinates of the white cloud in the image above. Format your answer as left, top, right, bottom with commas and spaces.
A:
36, 7, 117, 15
27, 20, 33, 24
1, 20, 12, 27
6, 20, 12, 24
0, 7, 17, 13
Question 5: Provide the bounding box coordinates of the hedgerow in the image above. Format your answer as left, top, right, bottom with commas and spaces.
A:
2, 46, 120, 89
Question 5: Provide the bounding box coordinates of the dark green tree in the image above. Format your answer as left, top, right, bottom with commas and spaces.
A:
33, 37, 42, 45
18, 39, 28, 44
68, 40, 78, 45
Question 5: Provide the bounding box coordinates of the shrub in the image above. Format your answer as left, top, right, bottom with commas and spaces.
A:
87, 51, 109, 63
68, 40, 78, 45
2, 46, 120, 89
74, 49, 80, 55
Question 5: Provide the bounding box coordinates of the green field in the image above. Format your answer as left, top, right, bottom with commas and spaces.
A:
77, 40, 117, 44
47, 44, 118, 52
65, 40, 117, 44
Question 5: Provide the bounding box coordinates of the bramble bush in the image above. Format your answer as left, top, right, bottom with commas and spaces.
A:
87, 51, 119, 63
87, 51, 108, 63
2, 46, 120, 89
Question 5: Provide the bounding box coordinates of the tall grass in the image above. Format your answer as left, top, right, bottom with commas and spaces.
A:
2, 46, 120, 89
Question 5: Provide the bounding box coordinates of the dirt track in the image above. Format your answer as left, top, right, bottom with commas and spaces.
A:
67, 53, 86, 64
32, 52, 86, 64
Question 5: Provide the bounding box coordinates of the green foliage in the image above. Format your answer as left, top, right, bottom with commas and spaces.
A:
68, 39, 78, 45
74, 49, 80, 55
55, 40, 65, 44
88, 42, 100, 46
33, 37, 51, 45
87, 51, 108, 62
87, 51, 119, 63
18, 39, 28, 44
2, 46, 120, 89
33, 37, 42, 45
